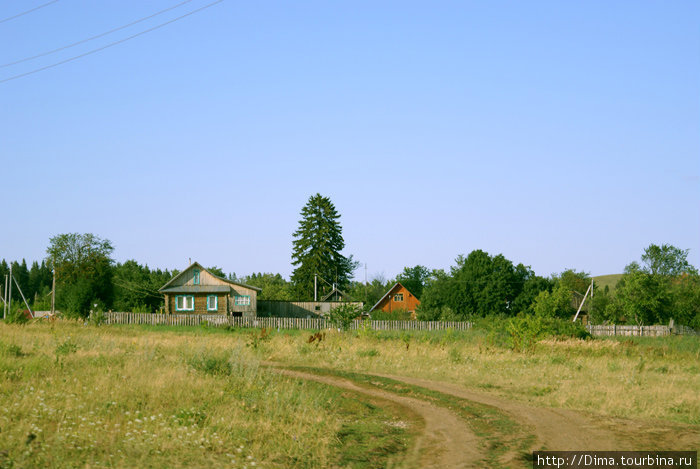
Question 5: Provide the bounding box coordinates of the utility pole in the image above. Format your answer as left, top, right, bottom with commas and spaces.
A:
314, 274, 317, 302
2, 275, 6, 318
364, 263, 368, 303
573, 283, 592, 322
12, 275, 33, 318
7, 264, 12, 319
51, 265, 56, 315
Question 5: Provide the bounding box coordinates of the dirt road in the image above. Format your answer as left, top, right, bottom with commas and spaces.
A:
270, 365, 700, 469
274, 368, 482, 469
372, 372, 699, 453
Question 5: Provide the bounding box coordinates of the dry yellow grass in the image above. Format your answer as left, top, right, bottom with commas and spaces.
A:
1, 321, 697, 468
263, 329, 700, 425
0, 322, 374, 468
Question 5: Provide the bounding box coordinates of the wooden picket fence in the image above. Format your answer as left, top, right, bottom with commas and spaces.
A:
94, 312, 472, 331
585, 324, 699, 337
90, 312, 699, 336
671, 324, 700, 336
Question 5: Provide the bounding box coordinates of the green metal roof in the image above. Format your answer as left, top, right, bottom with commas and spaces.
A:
158, 262, 262, 292
160, 285, 231, 294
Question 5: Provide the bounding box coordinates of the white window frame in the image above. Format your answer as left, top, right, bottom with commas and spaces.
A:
207, 295, 218, 311
234, 295, 251, 306
193, 270, 200, 285
176, 295, 194, 311
394, 293, 404, 302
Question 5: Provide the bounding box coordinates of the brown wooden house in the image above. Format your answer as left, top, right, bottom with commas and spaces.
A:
158, 262, 260, 317
369, 282, 420, 317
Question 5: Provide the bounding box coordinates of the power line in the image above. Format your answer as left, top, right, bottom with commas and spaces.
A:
0, 0, 224, 84
0, 0, 59, 25
1, 0, 195, 69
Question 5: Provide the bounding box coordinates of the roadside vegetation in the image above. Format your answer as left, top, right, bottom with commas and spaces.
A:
1, 320, 698, 467
0, 321, 417, 469
266, 322, 700, 425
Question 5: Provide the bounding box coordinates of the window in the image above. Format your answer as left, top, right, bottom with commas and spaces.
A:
193, 270, 200, 285
207, 295, 218, 311
175, 295, 194, 311
394, 293, 404, 302
234, 295, 251, 306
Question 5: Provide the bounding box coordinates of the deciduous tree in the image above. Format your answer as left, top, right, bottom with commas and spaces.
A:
396, 265, 430, 300
604, 244, 698, 326
46, 233, 114, 317
419, 250, 547, 320
640, 244, 697, 276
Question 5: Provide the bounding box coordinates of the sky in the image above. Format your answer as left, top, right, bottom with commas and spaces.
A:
1, 0, 698, 281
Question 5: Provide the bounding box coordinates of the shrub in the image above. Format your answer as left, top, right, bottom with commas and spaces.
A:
4, 305, 29, 325
329, 303, 362, 330
90, 310, 107, 326
368, 309, 414, 321
132, 303, 151, 313
531, 285, 574, 318
508, 314, 590, 352
54, 338, 78, 364
188, 351, 231, 376
247, 328, 272, 349
0, 341, 26, 357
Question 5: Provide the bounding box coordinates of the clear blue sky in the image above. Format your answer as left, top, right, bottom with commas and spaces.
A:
1, 0, 698, 281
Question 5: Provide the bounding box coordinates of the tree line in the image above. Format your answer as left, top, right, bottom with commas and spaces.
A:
408, 244, 699, 329
2, 193, 698, 328
2, 240, 698, 329
1, 234, 177, 318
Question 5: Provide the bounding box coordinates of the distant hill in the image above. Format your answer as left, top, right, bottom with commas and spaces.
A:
593, 274, 623, 292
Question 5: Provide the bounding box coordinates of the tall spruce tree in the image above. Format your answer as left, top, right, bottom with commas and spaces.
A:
291, 194, 356, 300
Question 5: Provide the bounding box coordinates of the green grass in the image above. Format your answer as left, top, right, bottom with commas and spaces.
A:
265, 326, 700, 425
592, 273, 623, 292
0, 322, 415, 468
289, 366, 534, 468
2, 319, 699, 468
333, 396, 417, 469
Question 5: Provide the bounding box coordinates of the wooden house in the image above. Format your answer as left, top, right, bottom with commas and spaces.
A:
369, 282, 420, 317
158, 262, 261, 317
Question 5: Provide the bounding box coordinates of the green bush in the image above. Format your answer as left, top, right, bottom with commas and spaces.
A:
531, 285, 574, 318
329, 303, 362, 330
132, 303, 151, 313
90, 310, 107, 326
4, 305, 29, 324
188, 351, 231, 376
507, 314, 590, 352
54, 338, 78, 365
357, 349, 380, 358
368, 309, 414, 321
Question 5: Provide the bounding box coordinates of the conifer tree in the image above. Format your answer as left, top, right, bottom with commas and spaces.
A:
291, 194, 356, 300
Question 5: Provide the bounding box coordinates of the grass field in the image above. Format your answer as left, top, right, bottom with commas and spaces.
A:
0, 321, 698, 468
592, 273, 624, 292
0, 322, 416, 468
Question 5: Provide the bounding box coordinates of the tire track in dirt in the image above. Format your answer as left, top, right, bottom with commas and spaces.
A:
369, 372, 700, 454
272, 367, 483, 469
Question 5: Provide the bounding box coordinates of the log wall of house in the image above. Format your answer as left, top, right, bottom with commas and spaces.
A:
166, 293, 226, 314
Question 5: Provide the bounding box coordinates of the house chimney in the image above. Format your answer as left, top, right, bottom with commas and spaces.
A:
188, 258, 191, 266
